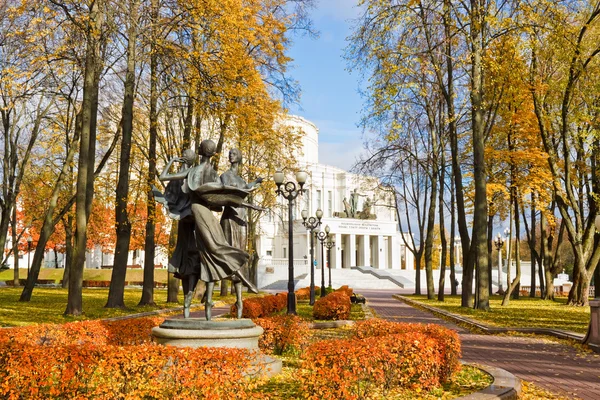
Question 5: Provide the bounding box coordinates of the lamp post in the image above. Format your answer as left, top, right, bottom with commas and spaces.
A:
494, 233, 505, 294
26, 236, 33, 278
504, 227, 510, 289
324, 238, 335, 289
316, 225, 330, 297
595, 216, 600, 298
302, 208, 323, 305
274, 169, 307, 315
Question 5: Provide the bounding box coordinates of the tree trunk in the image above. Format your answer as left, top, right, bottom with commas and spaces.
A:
220, 280, 229, 296
530, 194, 537, 297
11, 206, 19, 285
62, 217, 73, 289
438, 159, 447, 301
66, 1, 104, 316
487, 213, 493, 296
503, 196, 521, 305
415, 253, 422, 295
167, 273, 179, 303
424, 125, 438, 300
471, 0, 489, 310
20, 122, 80, 300
107, 0, 139, 309
443, 0, 471, 306
167, 220, 179, 303
450, 174, 457, 296
1, 206, 12, 280
139, 0, 159, 307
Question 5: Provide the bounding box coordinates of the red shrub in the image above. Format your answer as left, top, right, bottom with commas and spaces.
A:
274, 293, 287, 311
0, 319, 260, 399
335, 285, 353, 297
301, 332, 444, 399
313, 291, 351, 320
230, 293, 289, 318
295, 287, 311, 300
352, 319, 462, 383
254, 315, 310, 355
241, 300, 264, 318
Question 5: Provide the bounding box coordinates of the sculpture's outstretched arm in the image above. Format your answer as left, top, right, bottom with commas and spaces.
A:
159, 157, 188, 181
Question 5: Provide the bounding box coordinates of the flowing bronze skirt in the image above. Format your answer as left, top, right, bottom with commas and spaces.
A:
191, 202, 249, 282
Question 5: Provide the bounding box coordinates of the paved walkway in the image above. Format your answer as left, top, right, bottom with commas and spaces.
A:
361, 289, 600, 400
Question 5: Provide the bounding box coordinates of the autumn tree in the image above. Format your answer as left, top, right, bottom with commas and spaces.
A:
528, 1, 600, 306
106, 0, 142, 309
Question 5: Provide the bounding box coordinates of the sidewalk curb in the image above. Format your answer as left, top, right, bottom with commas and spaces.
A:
457, 363, 520, 400
394, 295, 587, 344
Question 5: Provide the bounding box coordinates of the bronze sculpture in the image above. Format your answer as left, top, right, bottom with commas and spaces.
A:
220, 148, 263, 318
154, 149, 199, 318
157, 140, 259, 320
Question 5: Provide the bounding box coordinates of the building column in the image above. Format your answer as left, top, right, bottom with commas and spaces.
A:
377, 235, 386, 269
388, 236, 394, 269
362, 235, 371, 267
349, 234, 356, 268
333, 233, 342, 269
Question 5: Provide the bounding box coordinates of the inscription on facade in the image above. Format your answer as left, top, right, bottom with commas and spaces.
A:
338, 221, 382, 232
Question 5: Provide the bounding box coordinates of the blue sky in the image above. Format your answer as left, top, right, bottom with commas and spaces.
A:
287, 1, 365, 171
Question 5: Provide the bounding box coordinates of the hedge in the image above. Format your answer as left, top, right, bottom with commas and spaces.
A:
0, 317, 261, 399
230, 293, 287, 319
352, 319, 462, 383
300, 320, 462, 399
313, 291, 351, 320
254, 315, 310, 355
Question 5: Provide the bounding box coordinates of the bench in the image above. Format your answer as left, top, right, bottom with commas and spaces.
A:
350, 294, 366, 304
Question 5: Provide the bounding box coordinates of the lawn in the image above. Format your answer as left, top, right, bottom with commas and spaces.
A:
0, 267, 170, 283
0, 287, 181, 326
0, 288, 572, 399
406, 294, 591, 334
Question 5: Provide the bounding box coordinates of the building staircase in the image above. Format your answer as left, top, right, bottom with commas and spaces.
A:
262, 268, 407, 291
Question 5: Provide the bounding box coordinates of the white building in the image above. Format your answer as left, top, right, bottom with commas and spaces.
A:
256, 116, 415, 288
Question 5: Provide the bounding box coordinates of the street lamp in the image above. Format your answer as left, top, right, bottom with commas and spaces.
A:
504, 227, 510, 289
494, 233, 505, 294
274, 169, 307, 315
26, 235, 33, 278
324, 238, 335, 289
301, 208, 323, 305
316, 225, 330, 297
595, 216, 600, 299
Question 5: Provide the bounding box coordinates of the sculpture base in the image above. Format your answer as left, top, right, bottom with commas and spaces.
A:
152, 318, 282, 377
586, 300, 600, 353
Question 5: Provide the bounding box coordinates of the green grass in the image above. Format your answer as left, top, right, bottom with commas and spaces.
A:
0, 287, 182, 327
0, 268, 170, 283
407, 294, 591, 334
2, 288, 570, 399
256, 363, 492, 399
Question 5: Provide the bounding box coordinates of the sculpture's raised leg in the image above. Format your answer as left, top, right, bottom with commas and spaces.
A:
234, 281, 243, 318
183, 275, 198, 319
205, 281, 215, 320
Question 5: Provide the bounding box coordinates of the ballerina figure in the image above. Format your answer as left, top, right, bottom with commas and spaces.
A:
158, 140, 259, 320
220, 148, 263, 318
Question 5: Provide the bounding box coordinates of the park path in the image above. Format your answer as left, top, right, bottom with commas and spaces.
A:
361, 289, 600, 400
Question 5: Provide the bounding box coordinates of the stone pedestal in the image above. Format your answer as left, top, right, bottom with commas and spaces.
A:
586, 300, 600, 353
152, 318, 282, 377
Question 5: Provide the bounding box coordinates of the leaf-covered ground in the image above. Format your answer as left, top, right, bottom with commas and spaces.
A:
408, 294, 590, 334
